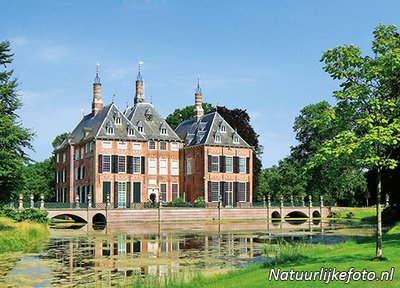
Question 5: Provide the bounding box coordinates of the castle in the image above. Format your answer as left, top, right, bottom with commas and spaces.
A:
54, 66, 253, 207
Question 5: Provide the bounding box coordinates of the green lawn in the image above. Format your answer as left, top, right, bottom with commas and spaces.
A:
163, 223, 400, 288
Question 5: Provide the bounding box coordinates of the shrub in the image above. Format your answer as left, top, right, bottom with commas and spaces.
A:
346, 211, 355, 219
194, 197, 206, 208
174, 197, 184, 204
0, 206, 50, 223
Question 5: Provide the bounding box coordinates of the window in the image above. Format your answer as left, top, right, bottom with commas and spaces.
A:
90, 142, 94, 151
239, 157, 246, 173
75, 150, 79, 160
118, 182, 126, 208
62, 170, 66, 183
172, 183, 179, 202
159, 159, 168, 175
149, 141, 156, 150
160, 183, 167, 202
138, 126, 143, 133
187, 158, 192, 175
56, 172, 59, 183
75, 167, 79, 180
115, 117, 121, 125
102, 155, 111, 173
171, 160, 179, 176
210, 156, 219, 172
118, 156, 126, 173
148, 158, 157, 175
225, 157, 233, 173
133, 143, 141, 150
215, 135, 221, 142
210, 182, 219, 202
133, 157, 141, 174
171, 142, 179, 151
118, 142, 127, 149
128, 128, 134, 136
160, 141, 167, 151
63, 153, 66, 163
225, 182, 233, 206
161, 128, 167, 135
80, 166, 84, 179
85, 143, 89, 153
107, 127, 114, 135
56, 153, 59, 163
238, 182, 246, 202
233, 136, 239, 144
221, 124, 226, 132
102, 141, 111, 149
81, 147, 84, 159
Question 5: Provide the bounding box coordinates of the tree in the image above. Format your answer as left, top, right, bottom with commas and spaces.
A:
52, 132, 69, 150
309, 24, 400, 258
211, 106, 263, 200
165, 103, 213, 130
0, 41, 34, 202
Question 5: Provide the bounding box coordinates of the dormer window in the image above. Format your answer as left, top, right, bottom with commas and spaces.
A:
137, 121, 144, 133
233, 131, 239, 144
214, 131, 221, 143
160, 122, 168, 135
115, 112, 122, 125
106, 121, 114, 135
220, 122, 226, 133
128, 123, 135, 136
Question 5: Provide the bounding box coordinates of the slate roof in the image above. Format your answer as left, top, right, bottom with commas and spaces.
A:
56, 104, 146, 151
175, 112, 251, 148
126, 103, 182, 142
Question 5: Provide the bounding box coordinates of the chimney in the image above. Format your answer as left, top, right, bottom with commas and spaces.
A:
193, 77, 204, 122
134, 62, 145, 105
92, 66, 103, 116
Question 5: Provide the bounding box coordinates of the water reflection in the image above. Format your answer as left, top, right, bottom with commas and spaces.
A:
0, 219, 375, 287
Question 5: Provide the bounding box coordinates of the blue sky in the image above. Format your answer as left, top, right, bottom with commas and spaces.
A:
1, 0, 399, 167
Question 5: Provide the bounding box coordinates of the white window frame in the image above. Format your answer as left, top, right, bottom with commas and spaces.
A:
81, 147, 84, 159
149, 141, 156, 150
102, 141, 112, 149
133, 143, 141, 150
161, 128, 167, 135
187, 158, 192, 175
63, 153, 66, 163
148, 158, 157, 175
225, 157, 233, 173
133, 156, 141, 174
171, 142, 179, 152
128, 128, 135, 136
118, 181, 126, 208
118, 142, 127, 149
233, 136, 239, 144
80, 166, 84, 180
210, 181, 219, 202
159, 159, 168, 175
115, 117, 122, 125
107, 127, 114, 135
75, 167, 79, 180
171, 160, 179, 176
56, 172, 59, 183
171, 183, 179, 202
160, 183, 167, 203
56, 153, 59, 163
215, 135, 221, 142
160, 141, 167, 151
238, 182, 247, 202
210, 155, 219, 172
102, 155, 111, 173
75, 150, 79, 160
239, 157, 246, 174
221, 125, 226, 132
90, 142, 94, 151
118, 155, 126, 173
62, 170, 66, 183
138, 126, 143, 133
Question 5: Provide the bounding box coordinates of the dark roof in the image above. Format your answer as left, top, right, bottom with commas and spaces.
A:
56, 104, 146, 151
127, 103, 182, 142
175, 112, 251, 148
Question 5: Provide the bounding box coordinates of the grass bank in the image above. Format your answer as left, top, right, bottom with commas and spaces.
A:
0, 217, 49, 253
159, 223, 400, 288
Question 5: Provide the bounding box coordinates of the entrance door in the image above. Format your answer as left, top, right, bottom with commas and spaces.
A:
103, 182, 111, 203
225, 182, 233, 207
118, 182, 126, 208
133, 182, 141, 203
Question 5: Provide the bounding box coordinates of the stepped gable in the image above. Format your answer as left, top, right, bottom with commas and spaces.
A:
56, 103, 146, 151
175, 111, 251, 148
127, 102, 182, 142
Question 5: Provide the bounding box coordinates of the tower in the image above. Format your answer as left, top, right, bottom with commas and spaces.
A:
134, 62, 145, 105
193, 77, 204, 122
92, 65, 103, 116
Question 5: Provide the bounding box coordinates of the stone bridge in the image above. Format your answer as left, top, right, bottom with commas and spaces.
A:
46, 206, 331, 223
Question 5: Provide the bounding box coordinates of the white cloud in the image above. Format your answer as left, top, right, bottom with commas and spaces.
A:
35, 44, 70, 63
10, 36, 29, 47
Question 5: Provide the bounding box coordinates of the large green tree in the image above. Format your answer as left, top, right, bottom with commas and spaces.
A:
0, 41, 34, 202
165, 103, 213, 130
309, 24, 400, 258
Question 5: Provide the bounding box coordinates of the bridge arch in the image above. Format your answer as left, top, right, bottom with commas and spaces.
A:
271, 211, 281, 219
312, 210, 321, 218
285, 211, 308, 219
52, 213, 87, 223
92, 213, 107, 224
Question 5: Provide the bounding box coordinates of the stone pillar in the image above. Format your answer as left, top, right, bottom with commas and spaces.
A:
309, 195, 312, 208
267, 194, 271, 208
106, 193, 110, 209
75, 194, 80, 209
280, 194, 284, 208
40, 194, 44, 210
320, 195, 324, 207
262, 195, 266, 208
290, 195, 294, 207
18, 194, 23, 210
301, 196, 305, 207
88, 193, 92, 209
30, 194, 34, 209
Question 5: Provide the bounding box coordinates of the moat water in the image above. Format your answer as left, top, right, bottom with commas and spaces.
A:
0, 219, 376, 287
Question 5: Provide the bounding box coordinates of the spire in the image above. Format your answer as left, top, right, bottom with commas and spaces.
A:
193, 75, 204, 122
92, 63, 103, 116
134, 61, 144, 105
